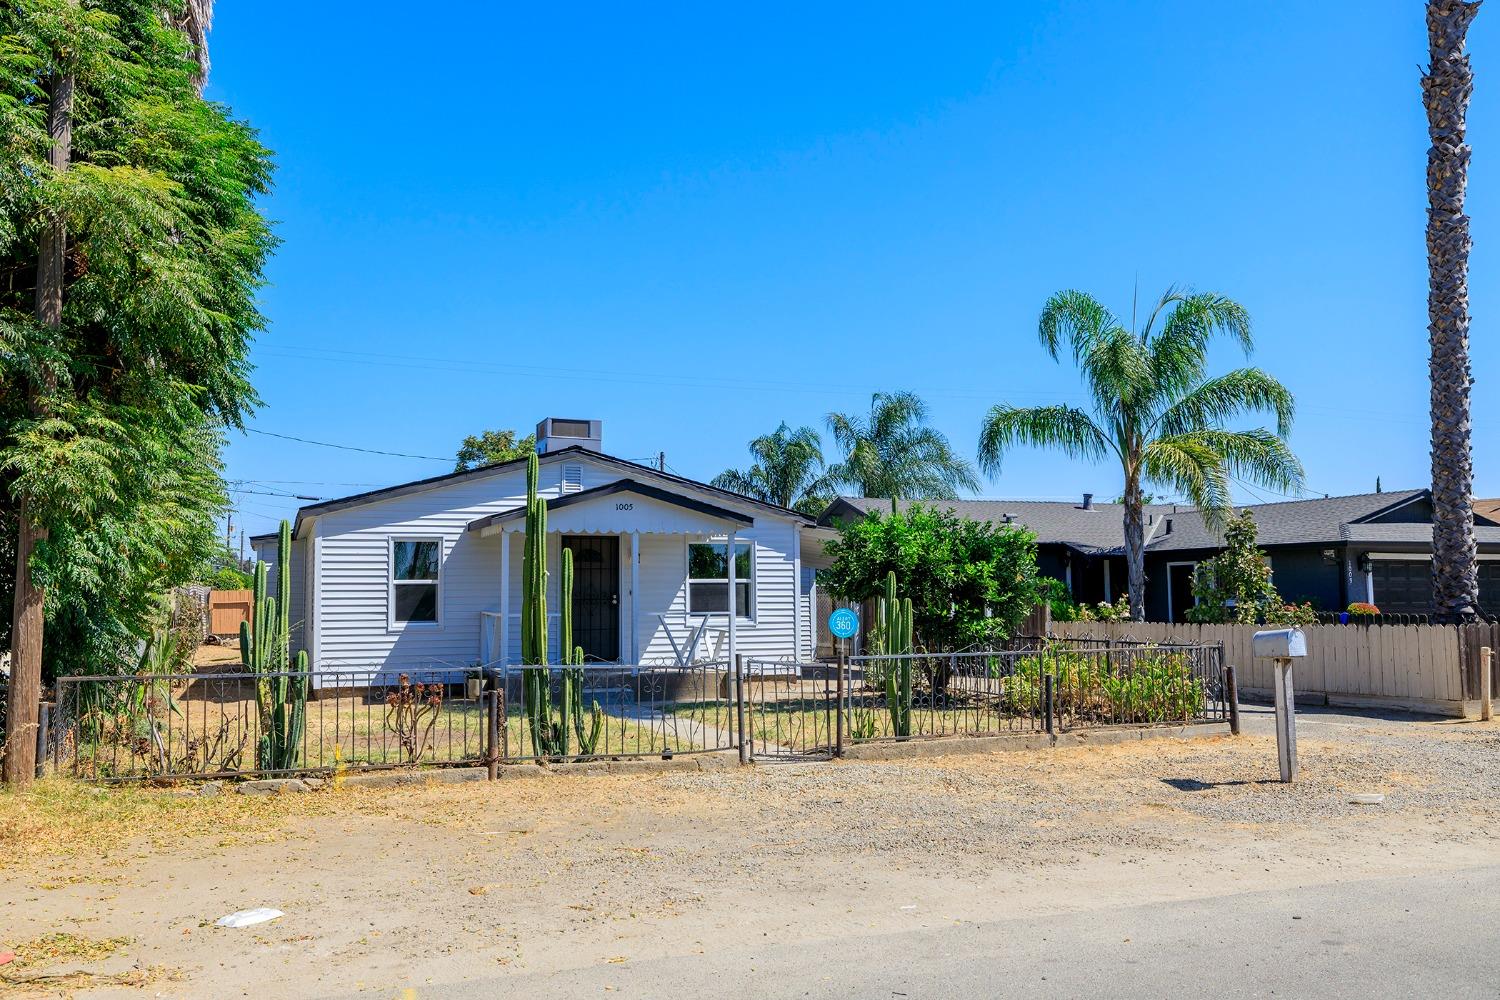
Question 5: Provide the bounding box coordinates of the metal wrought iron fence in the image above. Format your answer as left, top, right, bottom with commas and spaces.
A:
498, 660, 737, 762
740, 659, 838, 759
38, 641, 1232, 781
48, 665, 495, 781
848, 641, 1228, 742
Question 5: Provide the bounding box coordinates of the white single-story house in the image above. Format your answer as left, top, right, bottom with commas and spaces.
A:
250, 418, 826, 683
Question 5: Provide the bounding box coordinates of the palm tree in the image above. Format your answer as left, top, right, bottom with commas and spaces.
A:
977, 288, 1303, 621
1423, 0, 1482, 622
712, 423, 835, 514
827, 391, 979, 500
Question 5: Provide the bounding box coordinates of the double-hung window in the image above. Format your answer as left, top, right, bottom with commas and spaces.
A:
687, 539, 753, 618
391, 538, 441, 625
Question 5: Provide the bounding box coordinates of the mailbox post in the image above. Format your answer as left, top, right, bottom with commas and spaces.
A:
1253, 628, 1307, 783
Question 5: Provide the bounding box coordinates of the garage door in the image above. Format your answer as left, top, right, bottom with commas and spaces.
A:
1370, 560, 1432, 615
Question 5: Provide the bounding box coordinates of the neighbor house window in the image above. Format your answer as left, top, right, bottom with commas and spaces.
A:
391, 538, 441, 625
687, 540, 753, 617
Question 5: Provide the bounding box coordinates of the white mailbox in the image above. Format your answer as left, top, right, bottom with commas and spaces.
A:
1252, 628, 1307, 659
1252, 628, 1306, 783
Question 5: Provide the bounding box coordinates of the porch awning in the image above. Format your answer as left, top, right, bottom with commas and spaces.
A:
466, 479, 753, 537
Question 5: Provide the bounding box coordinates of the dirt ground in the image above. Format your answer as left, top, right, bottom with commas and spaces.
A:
3, 706, 1500, 998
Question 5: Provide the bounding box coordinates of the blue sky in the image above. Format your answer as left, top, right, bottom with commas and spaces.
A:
207, 2, 1498, 540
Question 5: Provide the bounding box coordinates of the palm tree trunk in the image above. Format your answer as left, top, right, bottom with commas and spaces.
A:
2, 70, 72, 786
1122, 474, 1146, 620
1423, 0, 1482, 623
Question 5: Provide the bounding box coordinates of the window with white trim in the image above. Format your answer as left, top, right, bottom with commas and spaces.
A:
391, 538, 440, 624
687, 540, 753, 617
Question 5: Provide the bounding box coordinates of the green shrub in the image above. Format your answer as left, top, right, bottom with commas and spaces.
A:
1001, 644, 1204, 724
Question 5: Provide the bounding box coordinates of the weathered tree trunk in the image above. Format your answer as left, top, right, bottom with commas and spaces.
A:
2, 71, 73, 786
1122, 472, 1146, 621
1423, 0, 1482, 623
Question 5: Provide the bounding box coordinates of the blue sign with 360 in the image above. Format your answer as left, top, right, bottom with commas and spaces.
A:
827, 607, 860, 639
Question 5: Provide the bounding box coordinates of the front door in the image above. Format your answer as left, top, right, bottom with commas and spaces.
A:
561, 535, 620, 661
1168, 563, 1197, 622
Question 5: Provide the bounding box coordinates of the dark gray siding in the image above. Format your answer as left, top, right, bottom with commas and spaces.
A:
1267, 546, 1345, 611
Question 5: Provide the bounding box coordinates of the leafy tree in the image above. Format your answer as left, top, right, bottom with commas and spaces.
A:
977, 287, 1303, 621
1424, 1, 1482, 622
1184, 511, 1281, 624
0, 1, 274, 784
821, 505, 1040, 649
827, 391, 979, 501
455, 428, 536, 471
712, 422, 835, 514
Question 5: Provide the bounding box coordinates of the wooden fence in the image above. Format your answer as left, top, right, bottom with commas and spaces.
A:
1051, 619, 1500, 717
207, 589, 254, 636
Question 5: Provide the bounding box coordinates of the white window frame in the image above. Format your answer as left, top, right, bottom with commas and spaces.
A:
388, 535, 443, 630
684, 537, 755, 622
1164, 560, 1198, 623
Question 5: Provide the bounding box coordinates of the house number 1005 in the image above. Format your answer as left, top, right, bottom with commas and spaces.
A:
615, 502, 634, 510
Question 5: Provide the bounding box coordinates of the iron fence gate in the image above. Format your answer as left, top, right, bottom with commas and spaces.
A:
739, 658, 838, 759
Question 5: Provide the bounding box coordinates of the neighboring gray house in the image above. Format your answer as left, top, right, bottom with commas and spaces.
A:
819, 490, 1500, 621
251, 419, 820, 684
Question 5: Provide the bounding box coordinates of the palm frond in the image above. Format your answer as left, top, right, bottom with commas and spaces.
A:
1155, 368, 1296, 438
1141, 435, 1233, 522
1038, 290, 1119, 365
977, 404, 1110, 475
1180, 428, 1305, 495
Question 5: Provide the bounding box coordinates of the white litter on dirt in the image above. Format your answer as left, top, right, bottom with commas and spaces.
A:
1349, 793, 1385, 805
215, 908, 284, 928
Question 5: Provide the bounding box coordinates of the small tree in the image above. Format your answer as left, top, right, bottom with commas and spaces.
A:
455, 429, 536, 471
821, 505, 1040, 649
1185, 512, 1281, 624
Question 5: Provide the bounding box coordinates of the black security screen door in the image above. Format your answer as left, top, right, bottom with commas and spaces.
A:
561, 535, 621, 661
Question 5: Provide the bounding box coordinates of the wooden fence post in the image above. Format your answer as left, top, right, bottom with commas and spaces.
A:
1482, 646, 1493, 723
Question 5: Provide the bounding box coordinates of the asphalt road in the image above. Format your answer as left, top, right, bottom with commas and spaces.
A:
409, 864, 1500, 999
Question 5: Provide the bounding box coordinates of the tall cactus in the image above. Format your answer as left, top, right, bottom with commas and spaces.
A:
241, 519, 308, 771
879, 571, 914, 737
520, 453, 565, 757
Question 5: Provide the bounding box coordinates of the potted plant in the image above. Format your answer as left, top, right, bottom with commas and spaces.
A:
1344, 602, 1379, 624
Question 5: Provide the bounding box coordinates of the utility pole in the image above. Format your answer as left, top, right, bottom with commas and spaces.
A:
238, 529, 246, 568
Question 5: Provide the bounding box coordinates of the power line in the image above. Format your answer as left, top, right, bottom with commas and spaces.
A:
229, 486, 322, 500
245, 428, 449, 462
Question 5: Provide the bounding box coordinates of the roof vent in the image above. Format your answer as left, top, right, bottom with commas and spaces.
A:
536, 418, 602, 455
1002, 513, 1014, 524
561, 464, 583, 494
1082, 492, 1094, 510
1164, 518, 1173, 535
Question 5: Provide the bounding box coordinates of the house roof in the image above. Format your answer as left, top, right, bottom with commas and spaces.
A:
1143, 490, 1431, 552
466, 479, 753, 533
817, 488, 1500, 557
822, 496, 1161, 554
267, 446, 815, 540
